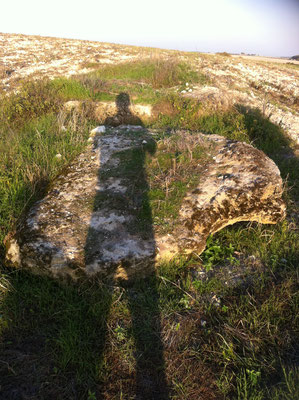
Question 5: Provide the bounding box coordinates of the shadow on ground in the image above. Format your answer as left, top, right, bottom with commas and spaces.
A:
84, 92, 169, 398
0, 100, 298, 400
104, 92, 144, 127
0, 93, 169, 399
0, 270, 170, 399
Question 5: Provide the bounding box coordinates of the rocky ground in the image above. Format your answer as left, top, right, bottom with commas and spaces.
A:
0, 33, 298, 400
1, 32, 298, 279
0, 32, 158, 90
0, 33, 299, 144
1, 33, 298, 145
187, 54, 299, 144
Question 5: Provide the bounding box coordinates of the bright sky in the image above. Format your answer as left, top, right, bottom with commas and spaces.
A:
1, 0, 298, 56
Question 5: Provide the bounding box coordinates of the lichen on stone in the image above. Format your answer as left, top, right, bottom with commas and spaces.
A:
5, 127, 285, 281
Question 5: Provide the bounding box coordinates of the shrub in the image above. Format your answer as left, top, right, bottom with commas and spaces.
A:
0, 79, 62, 127
217, 52, 231, 57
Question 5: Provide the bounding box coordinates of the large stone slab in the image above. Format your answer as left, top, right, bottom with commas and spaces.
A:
5, 125, 157, 280
5, 127, 286, 281
157, 136, 286, 259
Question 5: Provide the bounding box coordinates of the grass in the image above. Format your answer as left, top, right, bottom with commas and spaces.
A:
0, 56, 298, 399
89, 58, 201, 88
0, 80, 61, 126
285, 62, 299, 71
0, 101, 95, 248
48, 58, 208, 106
1, 228, 298, 398
152, 95, 254, 141
143, 132, 214, 233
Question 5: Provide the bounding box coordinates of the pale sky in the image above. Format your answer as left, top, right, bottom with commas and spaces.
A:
1, 0, 298, 56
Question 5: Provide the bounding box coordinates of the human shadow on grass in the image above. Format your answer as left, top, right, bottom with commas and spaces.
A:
0, 93, 169, 399
84, 93, 169, 399
0, 267, 169, 399
104, 92, 144, 127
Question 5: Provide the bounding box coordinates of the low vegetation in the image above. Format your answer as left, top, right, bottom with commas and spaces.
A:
0, 57, 298, 399
216, 52, 231, 57
144, 132, 213, 233
52, 58, 209, 106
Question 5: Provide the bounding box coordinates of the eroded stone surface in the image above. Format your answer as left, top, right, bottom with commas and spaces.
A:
64, 100, 153, 125
157, 137, 286, 259
5, 125, 158, 280
5, 127, 286, 280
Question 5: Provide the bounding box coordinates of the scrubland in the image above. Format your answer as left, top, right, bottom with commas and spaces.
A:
0, 33, 298, 399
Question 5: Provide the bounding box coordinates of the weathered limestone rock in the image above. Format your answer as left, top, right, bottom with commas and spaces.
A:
64, 99, 153, 125
5, 127, 285, 281
157, 136, 286, 259
5, 125, 157, 280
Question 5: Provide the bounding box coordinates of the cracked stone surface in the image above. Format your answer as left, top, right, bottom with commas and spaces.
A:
157, 136, 286, 259
5, 126, 286, 281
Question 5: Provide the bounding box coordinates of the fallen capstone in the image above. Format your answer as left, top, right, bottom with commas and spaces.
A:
5, 127, 286, 281
157, 135, 286, 259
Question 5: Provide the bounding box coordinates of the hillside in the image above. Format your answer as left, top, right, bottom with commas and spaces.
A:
1, 33, 299, 145
0, 33, 298, 400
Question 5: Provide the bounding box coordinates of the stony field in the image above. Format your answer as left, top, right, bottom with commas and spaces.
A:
0, 33, 298, 400
1, 32, 299, 145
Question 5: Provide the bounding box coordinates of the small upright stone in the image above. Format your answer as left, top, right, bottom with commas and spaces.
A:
90, 125, 106, 135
